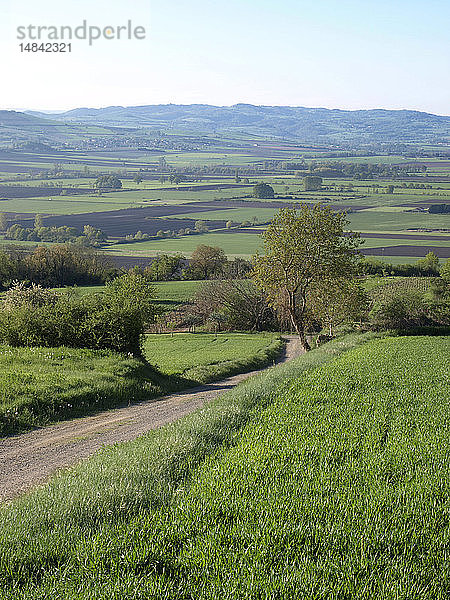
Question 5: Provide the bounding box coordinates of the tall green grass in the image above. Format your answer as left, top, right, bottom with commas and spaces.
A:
0, 333, 380, 598
0, 346, 158, 437
0, 333, 284, 437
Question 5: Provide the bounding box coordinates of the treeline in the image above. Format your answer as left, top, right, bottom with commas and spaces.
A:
284, 161, 427, 179
5, 223, 107, 246
131, 246, 251, 282
359, 253, 444, 277
0, 245, 115, 289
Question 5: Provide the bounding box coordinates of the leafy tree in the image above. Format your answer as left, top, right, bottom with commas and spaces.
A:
146, 254, 185, 281
441, 258, 450, 281
253, 183, 275, 199
252, 205, 361, 350
369, 291, 431, 330
309, 279, 370, 336
303, 176, 322, 191
133, 173, 143, 184
94, 175, 122, 190
416, 252, 440, 275
194, 220, 209, 233
34, 214, 44, 229
189, 245, 227, 279
192, 279, 278, 332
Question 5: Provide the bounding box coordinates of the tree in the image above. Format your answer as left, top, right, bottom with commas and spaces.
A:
303, 176, 322, 191
253, 183, 275, 199
146, 254, 185, 281
34, 214, 44, 229
194, 220, 209, 233
441, 258, 450, 282
190, 245, 227, 279
192, 279, 277, 332
387, 185, 395, 194
133, 173, 143, 184
0, 213, 8, 231
94, 175, 122, 190
251, 205, 361, 350
309, 279, 370, 336
416, 252, 440, 275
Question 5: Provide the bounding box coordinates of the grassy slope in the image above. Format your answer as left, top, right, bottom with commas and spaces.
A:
144, 333, 282, 379
0, 333, 380, 598
0, 333, 283, 437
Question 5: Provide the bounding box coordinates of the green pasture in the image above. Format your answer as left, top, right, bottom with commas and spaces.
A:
105, 232, 264, 258
348, 209, 450, 232
144, 332, 282, 377
1, 335, 448, 597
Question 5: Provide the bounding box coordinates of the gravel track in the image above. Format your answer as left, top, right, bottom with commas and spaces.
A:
0, 336, 303, 503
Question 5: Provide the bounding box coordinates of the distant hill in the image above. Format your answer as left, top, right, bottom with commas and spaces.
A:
26, 104, 450, 144
0, 110, 57, 128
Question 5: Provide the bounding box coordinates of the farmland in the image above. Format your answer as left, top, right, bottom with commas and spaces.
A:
144, 332, 282, 379
0, 332, 283, 436
0, 125, 448, 265
0, 334, 448, 598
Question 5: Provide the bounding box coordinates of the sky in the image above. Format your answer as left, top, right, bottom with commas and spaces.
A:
1, 0, 449, 115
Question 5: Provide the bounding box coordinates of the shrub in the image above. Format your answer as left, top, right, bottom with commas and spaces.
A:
369, 290, 446, 330
0, 273, 158, 356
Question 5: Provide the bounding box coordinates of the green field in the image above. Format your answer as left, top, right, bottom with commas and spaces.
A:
0, 333, 374, 598
1, 146, 449, 266
106, 233, 264, 258
0, 332, 283, 436
144, 332, 282, 377
1, 335, 448, 597
152, 280, 202, 304
48, 281, 200, 306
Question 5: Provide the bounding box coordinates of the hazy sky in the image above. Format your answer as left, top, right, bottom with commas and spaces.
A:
1, 0, 449, 114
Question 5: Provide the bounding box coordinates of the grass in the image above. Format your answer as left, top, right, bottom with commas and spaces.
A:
0, 346, 156, 437
348, 209, 450, 233
144, 333, 282, 379
47, 281, 201, 306
0, 333, 378, 598
152, 280, 202, 305
105, 232, 264, 258
0, 333, 284, 437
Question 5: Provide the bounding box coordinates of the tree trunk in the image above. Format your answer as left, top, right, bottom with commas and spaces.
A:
288, 291, 311, 351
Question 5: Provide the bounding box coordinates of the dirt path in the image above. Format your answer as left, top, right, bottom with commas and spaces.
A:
0, 336, 303, 503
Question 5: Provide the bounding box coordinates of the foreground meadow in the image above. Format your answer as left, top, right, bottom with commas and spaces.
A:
1, 334, 448, 598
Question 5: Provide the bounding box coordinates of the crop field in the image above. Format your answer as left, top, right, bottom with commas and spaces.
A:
1, 143, 449, 265
144, 332, 282, 378
0, 335, 448, 598
363, 276, 438, 301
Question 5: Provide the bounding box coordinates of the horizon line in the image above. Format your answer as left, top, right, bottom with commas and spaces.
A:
3, 103, 450, 118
